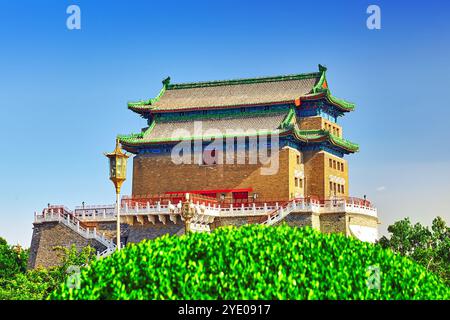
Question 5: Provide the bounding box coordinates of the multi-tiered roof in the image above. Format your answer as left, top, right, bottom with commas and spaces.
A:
119, 65, 358, 154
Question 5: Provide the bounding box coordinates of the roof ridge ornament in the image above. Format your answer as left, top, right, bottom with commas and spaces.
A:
318, 64, 327, 73
162, 76, 171, 86
312, 64, 329, 94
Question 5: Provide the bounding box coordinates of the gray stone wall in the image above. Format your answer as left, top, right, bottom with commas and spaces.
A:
127, 223, 184, 243
284, 212, 312, 228
28, 222, 106, 269
319, 213, 347, 235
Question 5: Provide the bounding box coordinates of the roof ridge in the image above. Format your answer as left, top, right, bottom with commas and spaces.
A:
167, 72, 321, 90
155, 108, 289, 123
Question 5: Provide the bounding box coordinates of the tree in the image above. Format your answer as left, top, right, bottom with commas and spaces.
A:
0, 242, 96, 300
0, 237, 29, 279
378, 216, 450, 285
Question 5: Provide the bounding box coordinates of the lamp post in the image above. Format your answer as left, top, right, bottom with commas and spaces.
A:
180, 193, 196, 234
105, 139, 129, 251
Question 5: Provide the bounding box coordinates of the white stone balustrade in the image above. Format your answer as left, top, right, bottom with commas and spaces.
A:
37, 198, 377, 233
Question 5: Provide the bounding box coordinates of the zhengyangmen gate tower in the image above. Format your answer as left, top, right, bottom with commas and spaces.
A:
28, 65, 379, 268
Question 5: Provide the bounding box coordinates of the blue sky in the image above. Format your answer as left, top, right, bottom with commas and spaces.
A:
1, 0, 449, 245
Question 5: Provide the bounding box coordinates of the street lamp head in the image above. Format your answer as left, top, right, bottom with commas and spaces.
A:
105, 139, 129, 194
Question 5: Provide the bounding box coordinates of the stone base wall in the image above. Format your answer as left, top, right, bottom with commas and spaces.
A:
127, 223, 184, 243
284, 212, 321, 230
28, 222, 106, 269
211, 216, 264, 229
29, 211, 378, 269
319, 213, 347, 235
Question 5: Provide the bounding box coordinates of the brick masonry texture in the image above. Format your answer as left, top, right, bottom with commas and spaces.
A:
319, 213, 347, 235
28, 222, 106, 269
132, 147, 293, 200
298, 116, 343, 138
303, 150, 348, 199
127, 223, 184, 243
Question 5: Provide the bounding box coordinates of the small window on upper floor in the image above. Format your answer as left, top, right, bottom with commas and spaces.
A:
341, 163, 345, 172
329, 159, 333, 168
296, 155, 301, 165
333, 160, 336, 169
336, 128, 340, 136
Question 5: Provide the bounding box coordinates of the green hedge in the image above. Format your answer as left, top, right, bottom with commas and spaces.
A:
50, 225, 449, 300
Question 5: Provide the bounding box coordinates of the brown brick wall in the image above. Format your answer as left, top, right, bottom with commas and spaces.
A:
324, 153, 349, 197
132, 147, 296, 201
303, 151, 325, 198
287, 148, 305, 199
303, 151, 349, 199
298, 116, 343, 138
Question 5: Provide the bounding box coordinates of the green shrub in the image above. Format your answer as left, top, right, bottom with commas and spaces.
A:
50, 225, 449, 300
0, 237, 28, 279
0, 268, 61, 300
0, 244, 96, 300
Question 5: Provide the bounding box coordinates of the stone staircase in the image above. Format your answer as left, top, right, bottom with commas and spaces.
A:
35, 206, 117, 257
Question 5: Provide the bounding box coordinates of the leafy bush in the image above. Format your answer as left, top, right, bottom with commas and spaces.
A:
0, 237, 28, 279
50, 225, 449, 300
0, 243, 96, 300
0, 268, 61, 300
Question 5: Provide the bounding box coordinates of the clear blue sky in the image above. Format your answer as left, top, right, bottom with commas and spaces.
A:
1, 0, 449, 246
